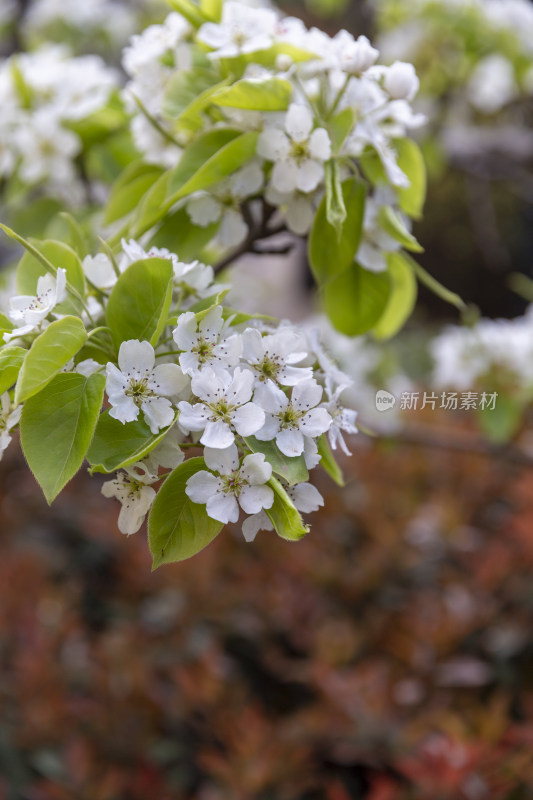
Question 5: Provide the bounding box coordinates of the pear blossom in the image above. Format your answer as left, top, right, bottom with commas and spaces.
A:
357, 189, 404, 272
264, 184, 320, 235
322, 381, 358, 455
467, 55, 517, 114
242, 480, 323, 541
334, 32, 379, 75
4, 268, 67, 342
102, 468, 157, 535
0, 393, 22, 462
82, 253, 118, 290
241, 327, 313, 386
257, 104, 332, 194
186, 444, 273, 524
198, 1, 278, 60
106, 340, 188, 434
178, 367, 265, 449
173, 306, 242, 375
186, 162, 264, 247
139, 426, 185, 481
254, 379, 332, 457
383, 61, 420, 101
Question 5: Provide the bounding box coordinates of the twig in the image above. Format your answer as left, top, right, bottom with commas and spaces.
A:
213, 200, 290, 274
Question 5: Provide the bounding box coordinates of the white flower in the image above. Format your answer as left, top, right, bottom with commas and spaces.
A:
4, 268, 67, 342
173, 306, 242, 375
383, 61, 420, 101
242, 480, 323, 541
357, 189, 403, 273
186, 443, 274, 524
0, 392, 22, 462
468, 55, 517, 114
102, 468, 156, 535
198, 1, 278, 60
106, 340, 188, 434
254, 379, 332, 457
322, 381, 358, 455
82, 253, 118, 290
257, 104, 331, 194
14, 110, 80, 186
178, 367, 265, 449
242, 327, 312, 386
264, 184, 320, 235
186, 162, 264, 248
119, 239, 214, 298
333, 31, 379, 75
137, 426, 185, 481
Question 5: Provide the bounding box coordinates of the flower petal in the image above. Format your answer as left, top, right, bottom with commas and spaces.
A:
204, 444, 239, 475
239, 484, 274, 514
200, 419, 235, 449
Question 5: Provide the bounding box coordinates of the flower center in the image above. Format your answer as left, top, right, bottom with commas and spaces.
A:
209, 399, 235, 423
221, 471, 246, 496
126, 377, 152, 407
279, 403, 303, 429
193, 338, 214, 364
290, 140, 310, 163
256, 355, 281, 381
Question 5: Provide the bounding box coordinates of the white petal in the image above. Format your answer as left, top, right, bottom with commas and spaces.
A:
296, 159, 323, 193
118, 339, 154, 375
151, 363, 188, 396
254, 381, 287, 414
105, 362, 128, 397
206, 491, 239, 523
231, 402, 265, 437
291, 379, 323, 411
177, 401, 210, 432
289, 482, 324, 513
173, 312, 198, 350
142, 396, 175, 434
108, 396, 139, 424
186, 194, 222, 226
199, 306, 224, 340
257, 128, 291, 161
242, 511, 273, 542
240, 453, 272, 485
200, 419, 235, 449
271, 159, 299, 193
117, 485, 156, 535
308, 128, 331, 161
300, 407, 332, 437
219, 209, 248, 247
242, 328, 265, 362
285, 104, 313, 142
186, 470, 222, 503
204, 444, 239, 475
239, 484, 274, 515
276, 428, 305, 457
254, 414, 280, 441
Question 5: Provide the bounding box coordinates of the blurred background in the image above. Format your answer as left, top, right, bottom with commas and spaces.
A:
1, 0, 533, 798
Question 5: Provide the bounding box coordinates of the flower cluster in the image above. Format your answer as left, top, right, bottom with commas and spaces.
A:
0, 45, 118, 202
121, 0, 424, 269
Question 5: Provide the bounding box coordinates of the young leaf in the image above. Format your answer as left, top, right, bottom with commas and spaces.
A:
325, 160, 347, 235
373, 252, 417, 340
212, 77, 292, 110
104, 161, 164, 226
148, 457, 223, 568
105, 257, 174, 349
88, 411, 175, 474
20, 372, 105, 504
323, 262, 391, 336
15, 316, 87, 404
167, 0, 209, 27
244, 436, 309, 485
328, 107, 355, 153
396, 138, 426, 219
149, 206, 219, 261
317, 434, 345, 487
0, 313, 13, 335
163, 69, 227, 130
265, 477, 309, 541
0, 346, 26, 394
308, 179, 366, 283
378, 206, 423, 253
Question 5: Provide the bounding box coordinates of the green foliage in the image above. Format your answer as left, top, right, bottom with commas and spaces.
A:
212, 77, 292, 110
105, 258, 174, 349
373, 253, 418, 339
20, 372, 105, 504
396, 138, 427, 219
104, 162, 164, 226
378, 206, 424, 253
148, 457, 224, 568
0, 346, 26, 394
308, 178, 366, 283
148, 207, 219, 261
317, 434, 345, 486
88, 411, 175, 474
323, 263, 391, 336
265, 477, 309, 541
15, 316, 87, 404
244, 437, 309, 485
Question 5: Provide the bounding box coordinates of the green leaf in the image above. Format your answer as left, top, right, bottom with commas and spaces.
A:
378, 206, 423, 253
167, 0, 209, 27
328, 107, 355, 153
244, 436, 308, 485
15, 316, 87, 404
47, 213, 87, 258
407, 255, 466, 311
163, 68, 226, 128
149, 206, 219, 261
212, 77, 292, 110
148, 457, 223, 568
0, 312, 12, 335
106, 258, 174, 349
167, 131, 259, 202
87, 410, 174, 474
373, 252, 417, 339
200, 0, 222, 20
323, 262, 391, 336
0, 346, 26, 394
308, 179, 366, 283
325, 160, 347, 235
265, 477, 309, 541
20, 372, 105, 504
104, 161, 164, 226
477, 395, 523, 444
129, 171, 172, 240
317, 434, 344, 486
396, 138, 426, 219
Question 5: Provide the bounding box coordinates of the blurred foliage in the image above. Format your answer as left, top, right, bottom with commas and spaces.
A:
0, 410, 532, 798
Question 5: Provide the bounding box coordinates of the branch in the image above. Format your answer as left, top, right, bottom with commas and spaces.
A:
213, 200, 291, 274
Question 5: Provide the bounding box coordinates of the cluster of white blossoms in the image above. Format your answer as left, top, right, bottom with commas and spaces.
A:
99, 283, 358, 536
0, 45, 117, 202
121, 0, 424, 269
22, 0, 139, 50
431, 308, 533, 395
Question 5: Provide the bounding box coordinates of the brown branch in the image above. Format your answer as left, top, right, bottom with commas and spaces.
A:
213, 200, 290, 274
